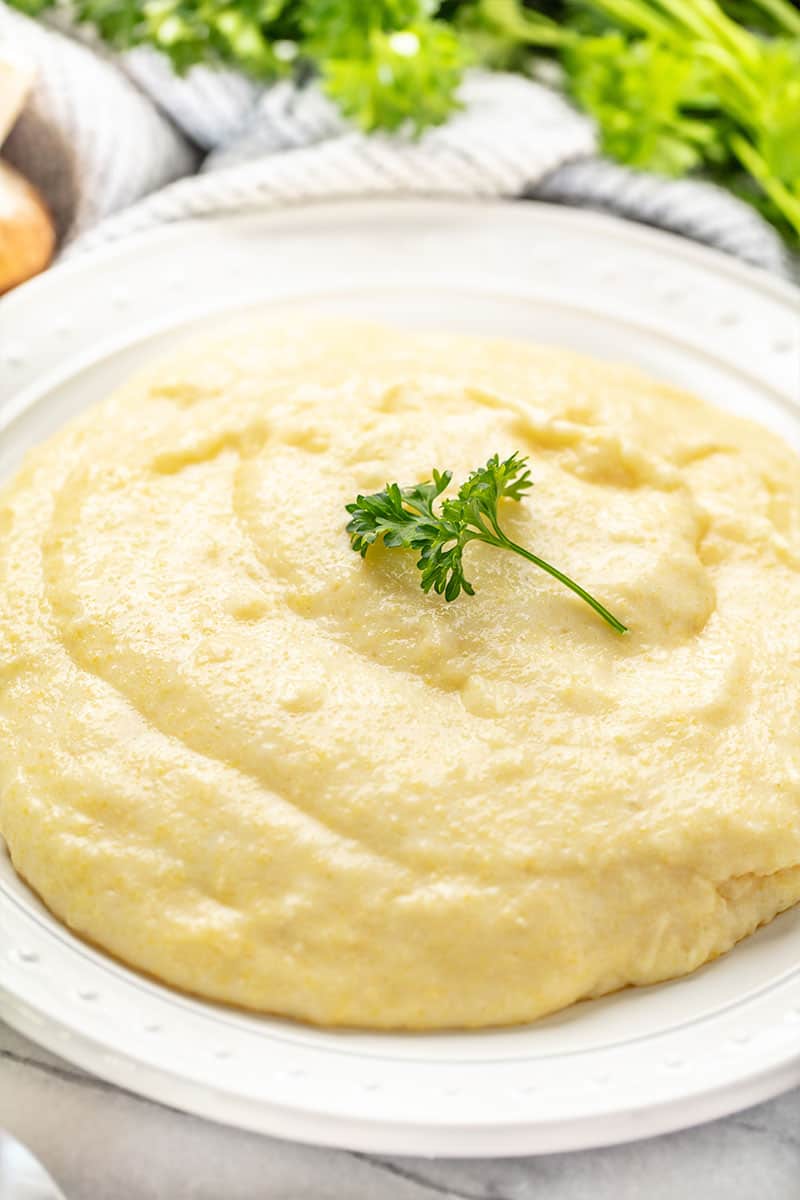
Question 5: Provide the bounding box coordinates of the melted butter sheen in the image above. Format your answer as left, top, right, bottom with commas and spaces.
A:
2, 319, 800, 1029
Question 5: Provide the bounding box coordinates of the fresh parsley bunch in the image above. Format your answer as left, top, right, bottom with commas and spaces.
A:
475, 0, 800, 241
12, 0, 800, 243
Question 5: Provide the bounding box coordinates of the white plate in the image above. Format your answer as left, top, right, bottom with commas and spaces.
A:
1, 200, 799, 1157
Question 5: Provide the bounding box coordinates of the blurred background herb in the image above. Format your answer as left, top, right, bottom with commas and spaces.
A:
8, 0, 800, 242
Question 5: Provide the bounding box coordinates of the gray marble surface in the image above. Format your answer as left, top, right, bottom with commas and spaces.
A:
2, 1020, 800, 1199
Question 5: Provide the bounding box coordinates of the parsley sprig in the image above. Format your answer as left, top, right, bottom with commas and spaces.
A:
346, 452, 628, 633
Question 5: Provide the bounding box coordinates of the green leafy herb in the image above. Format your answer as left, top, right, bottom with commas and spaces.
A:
564, 34, 724, 177
321, 21, 470, 133
346, 452, 628, 633
11, 0, 800, 243
476, 0, 800, 240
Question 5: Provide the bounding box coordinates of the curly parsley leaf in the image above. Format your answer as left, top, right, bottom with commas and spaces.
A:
346, 452, 628, 632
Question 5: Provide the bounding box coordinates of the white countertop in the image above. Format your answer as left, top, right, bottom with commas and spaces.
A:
3, 1020, 800, 1199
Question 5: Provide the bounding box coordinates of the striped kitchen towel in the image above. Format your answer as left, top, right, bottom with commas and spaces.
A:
0, 3, 792, 275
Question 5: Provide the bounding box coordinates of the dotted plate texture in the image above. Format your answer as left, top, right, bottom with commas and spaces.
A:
0, 200, 799, 1156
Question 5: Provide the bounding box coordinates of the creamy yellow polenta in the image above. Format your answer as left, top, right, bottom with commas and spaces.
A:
2, 319, 800, 1029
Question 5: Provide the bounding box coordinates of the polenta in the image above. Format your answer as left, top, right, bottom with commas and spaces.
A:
1, 319, 799, 1028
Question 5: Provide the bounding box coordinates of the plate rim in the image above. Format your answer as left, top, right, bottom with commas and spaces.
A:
4, 196, 799, 315
5, 972, 800, 1155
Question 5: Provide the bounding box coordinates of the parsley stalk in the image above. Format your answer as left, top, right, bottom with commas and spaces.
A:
485, 534, 628, 635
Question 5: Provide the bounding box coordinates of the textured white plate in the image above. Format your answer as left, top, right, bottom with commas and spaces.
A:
1, 200, 799, 1157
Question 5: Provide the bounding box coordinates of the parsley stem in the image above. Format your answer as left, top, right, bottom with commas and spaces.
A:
500, 538, 629, 635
